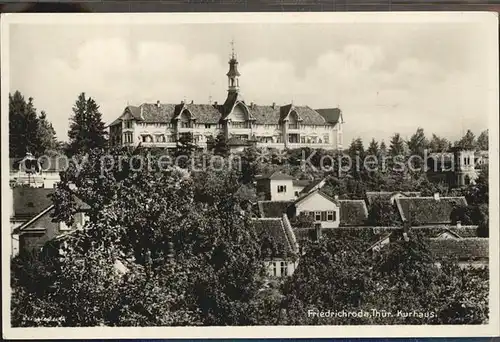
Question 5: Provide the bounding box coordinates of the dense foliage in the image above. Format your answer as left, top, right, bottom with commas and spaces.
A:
67, 92, 108, 156
9, 121, 490, 326
9, 91, 60, 158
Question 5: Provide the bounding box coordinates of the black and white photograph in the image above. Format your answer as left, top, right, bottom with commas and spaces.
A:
2, 12, 498, 339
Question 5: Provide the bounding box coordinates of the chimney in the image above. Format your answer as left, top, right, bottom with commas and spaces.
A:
166, 241, 174, 261
214, 101, 218, 106
433, 193, 440, 201
314, 223, 322, 241
156, 100, 160, 108
272, 102, 276, 109
403, 231, 409, 242
191, 100, 194, 104
180, 100, 185, 105
456, 220, 462, 228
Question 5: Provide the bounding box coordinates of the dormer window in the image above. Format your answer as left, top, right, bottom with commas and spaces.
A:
180, 111, 192, 128
124, 120, 133, 129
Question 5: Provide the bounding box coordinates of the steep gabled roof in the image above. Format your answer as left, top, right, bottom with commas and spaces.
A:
183, 103, 223, 123
395, 196, 468, 225
112, 100, 338, 126
428, 238, 488, 261
338, 200, 369, 226
257, 200, 293, 218
300, 178, 326, 194
294, 189, 338, 207
256, 171, 295, 181
13, 195, 91, 234
315, 108, 342, 125
253, 216, 298, 257
292, 179, 311, 187
365, 191, 421, 205
434, 229, 463, 240
12, 188, 54, 221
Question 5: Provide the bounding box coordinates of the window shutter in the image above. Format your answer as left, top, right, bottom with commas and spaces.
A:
321, 211, 327, 221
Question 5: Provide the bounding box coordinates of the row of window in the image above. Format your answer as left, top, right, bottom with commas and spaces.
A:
131, 122, 222, 129
124, 121, 337, 131
271, 261, 289, 277
288, 135, 330, 144
301, 210, 337, 222
141, 135, 177, 143
277, 185, 287, 193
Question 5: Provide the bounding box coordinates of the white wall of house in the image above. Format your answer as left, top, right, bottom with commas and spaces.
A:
269, 179, 295, 201
263, 259, 298, 277
293, 185, 306, 197
295, 192, 340, 228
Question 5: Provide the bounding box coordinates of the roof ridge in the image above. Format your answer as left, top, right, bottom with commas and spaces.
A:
278, 217, 294, 254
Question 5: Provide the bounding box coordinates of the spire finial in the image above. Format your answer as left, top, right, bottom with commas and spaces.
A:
230, 39, 235, 59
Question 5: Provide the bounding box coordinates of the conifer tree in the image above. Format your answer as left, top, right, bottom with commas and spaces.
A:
454, 129, 476, 150
379, 140, 387, 156
67, 92, 107, 156
389, 133, 405, 156
428, 134, 451, 152
9, 91, 58, 158
366, 138, 379, 156
476, 130, 488, 151
407, 127, 429, 157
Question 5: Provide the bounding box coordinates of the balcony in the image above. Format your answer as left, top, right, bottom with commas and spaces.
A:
256, 142, 286, 149
231, 122, 250, 129
288, 124, 299, 130
139, 141, 177, 148
288, 142, 334, 149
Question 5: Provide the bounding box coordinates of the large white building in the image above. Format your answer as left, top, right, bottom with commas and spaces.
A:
108, 48, 344, 152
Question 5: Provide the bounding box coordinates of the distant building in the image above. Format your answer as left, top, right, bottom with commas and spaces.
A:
427, 148, 488, 187
10, 153, 67, 189
108, 47, 343, 152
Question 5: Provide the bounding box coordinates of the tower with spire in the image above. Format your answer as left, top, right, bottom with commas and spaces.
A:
227, 39, 240, 93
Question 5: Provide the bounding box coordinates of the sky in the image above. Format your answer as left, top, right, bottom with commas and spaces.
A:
8, 17, 496, 145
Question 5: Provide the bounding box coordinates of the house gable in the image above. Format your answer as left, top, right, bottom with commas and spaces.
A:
434, 229, 463, 240
295, 190, 339, 212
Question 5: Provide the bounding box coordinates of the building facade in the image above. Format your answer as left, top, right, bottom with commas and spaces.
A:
9, 153, 64, 189
108, 49, 344, 152
427, 149, 488, 187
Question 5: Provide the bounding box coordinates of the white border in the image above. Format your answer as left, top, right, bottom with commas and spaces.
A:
2, 12, 499, 339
